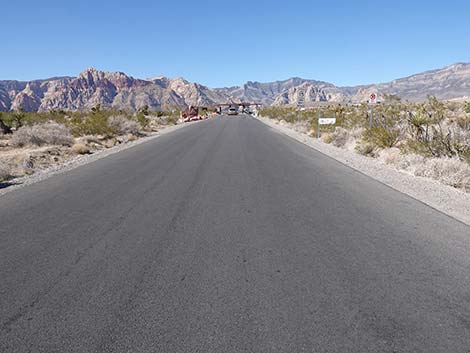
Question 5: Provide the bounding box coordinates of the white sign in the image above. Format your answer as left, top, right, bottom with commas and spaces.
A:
318, 118, 336, 125
369, 93, 378, 104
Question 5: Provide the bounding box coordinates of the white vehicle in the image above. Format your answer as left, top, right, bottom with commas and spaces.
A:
227, 107, 238, 115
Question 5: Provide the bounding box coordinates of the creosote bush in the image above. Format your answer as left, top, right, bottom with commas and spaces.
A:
70, 109, 115, 137
362, 126, 401, 149
11, 122, 74, 147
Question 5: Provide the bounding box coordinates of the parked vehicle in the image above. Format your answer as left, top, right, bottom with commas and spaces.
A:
227, 107, 238, 115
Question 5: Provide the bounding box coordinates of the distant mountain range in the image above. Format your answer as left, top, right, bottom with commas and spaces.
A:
1, 63, 469, 112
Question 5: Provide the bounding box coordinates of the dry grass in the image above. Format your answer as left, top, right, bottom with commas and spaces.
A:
414, 157, 470, 191
11, 122, 74, 147
378, 150, 470, 191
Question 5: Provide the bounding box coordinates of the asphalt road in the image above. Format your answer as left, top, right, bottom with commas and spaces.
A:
1, 116, 470, 352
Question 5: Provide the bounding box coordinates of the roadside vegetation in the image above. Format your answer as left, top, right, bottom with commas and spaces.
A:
0, 106, 181, 181
260, 97, 470, 192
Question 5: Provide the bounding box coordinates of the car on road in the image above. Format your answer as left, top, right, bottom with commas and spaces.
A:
227, 107, 238, 115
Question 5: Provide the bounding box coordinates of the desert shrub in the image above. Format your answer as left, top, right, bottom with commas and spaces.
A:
152, 110, 180, 125
414, 157, 470, 191
165, 115, 179, 125
362, 126, 401, 149
456, 115, 470, 130
0, 115, 13, 134
372, 102, 405, 128
341, 109, 368, 129
395, 154, 427, 172
380, 152, 470, 192
0, 161, 10, 181
464, 102, 470, 114
70, 111, 113, 137
71, 143, 91, 155
136, 105, 150, 128
379, 147, 402, 165
321, 133, 333, 144
292, 121, 309, 134
403, 122, 470, 161
355, 141, 376, 156
260, 106, 299, 123
11, 122, 74, 147
1, 110, 71, 129
107, 115, 140, 135
329, 127, 350, 147
136, 113, 150, 129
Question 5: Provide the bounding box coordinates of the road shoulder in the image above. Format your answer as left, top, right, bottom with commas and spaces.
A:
257, 116, 470, 226
0, 122, 195, 197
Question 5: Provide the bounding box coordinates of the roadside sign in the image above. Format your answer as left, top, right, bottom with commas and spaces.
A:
297, 89, 305, 109
317, 112, 336, 138
318, 118, 336, 125
369, 93, 377, 104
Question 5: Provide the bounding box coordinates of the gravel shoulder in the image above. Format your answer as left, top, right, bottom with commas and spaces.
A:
258, 116, 470, 226
0, 122, 194, 197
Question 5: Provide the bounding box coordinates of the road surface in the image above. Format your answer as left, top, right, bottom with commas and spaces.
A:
1, 116, 470, 352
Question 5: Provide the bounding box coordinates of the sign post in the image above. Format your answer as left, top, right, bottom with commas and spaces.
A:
369, 93, 377, 128
317, 112, 321, 139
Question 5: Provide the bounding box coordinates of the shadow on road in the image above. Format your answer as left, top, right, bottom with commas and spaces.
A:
0, 181, 21, 190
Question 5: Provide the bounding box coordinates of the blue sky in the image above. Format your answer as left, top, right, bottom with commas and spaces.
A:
2, 0, 469, 87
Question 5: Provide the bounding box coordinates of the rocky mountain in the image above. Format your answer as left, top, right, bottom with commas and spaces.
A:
0, 68, 230, 112
354, 62, 470, 102
217, 63, 470, 106
0, 63, 469, 112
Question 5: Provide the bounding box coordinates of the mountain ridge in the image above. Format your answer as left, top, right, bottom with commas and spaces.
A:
1, 63, 469, 112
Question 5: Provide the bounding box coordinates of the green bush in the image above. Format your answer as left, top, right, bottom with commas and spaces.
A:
464, 102, 470, 114
456, 116, 470, 130
136, 105, 150, 128
362, 126, 401, 149
70, 111, 115, 137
